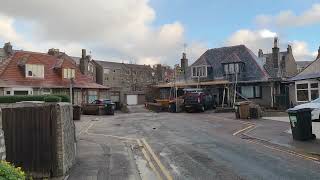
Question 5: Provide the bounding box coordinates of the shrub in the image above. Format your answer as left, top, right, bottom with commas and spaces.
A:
44, 96, 61, 102
53, 94, 70, 102
0, 95, 65, 103
0, 160, 26, 180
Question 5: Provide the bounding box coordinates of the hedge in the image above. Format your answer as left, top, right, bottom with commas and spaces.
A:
53, 94, 70, 102
0, 95, 65, 103
44, 96, 62, 102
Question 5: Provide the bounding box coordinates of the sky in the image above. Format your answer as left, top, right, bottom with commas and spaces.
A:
0, 0, 319, 66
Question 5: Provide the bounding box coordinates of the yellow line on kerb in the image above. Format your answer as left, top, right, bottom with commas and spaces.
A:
233, 124, 255, 136
142, 138, 173, 180
137, 139, 163, 180
246, 139, 320, 162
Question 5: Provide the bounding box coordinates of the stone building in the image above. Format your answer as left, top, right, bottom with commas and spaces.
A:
94, 60, 155, 106
153, 64, 174, 83
258, 37, 298, 109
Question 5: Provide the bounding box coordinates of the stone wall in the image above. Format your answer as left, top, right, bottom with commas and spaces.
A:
0, 109, 5, 160
53, 103, 76, 177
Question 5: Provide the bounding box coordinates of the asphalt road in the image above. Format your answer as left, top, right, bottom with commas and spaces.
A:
70, 110, 320, 180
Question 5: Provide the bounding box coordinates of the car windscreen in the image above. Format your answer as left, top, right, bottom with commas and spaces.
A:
311, 98, 320, 103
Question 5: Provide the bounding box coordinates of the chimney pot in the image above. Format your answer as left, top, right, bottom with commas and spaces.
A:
82, 49, 86, 58
258, 49, 263, 58
274, 37, 278, 48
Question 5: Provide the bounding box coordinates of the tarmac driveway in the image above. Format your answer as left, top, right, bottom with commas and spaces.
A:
68, 111, 320, 180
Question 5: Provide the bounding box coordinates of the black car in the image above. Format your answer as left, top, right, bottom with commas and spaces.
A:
183, 91, 215, 112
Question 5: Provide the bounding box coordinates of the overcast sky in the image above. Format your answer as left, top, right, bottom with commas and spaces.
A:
0, 0, 319, 66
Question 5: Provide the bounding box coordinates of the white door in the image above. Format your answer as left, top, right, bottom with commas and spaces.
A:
127, 95, 138, 105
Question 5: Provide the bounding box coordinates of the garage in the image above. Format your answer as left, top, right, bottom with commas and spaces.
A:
126, 95, 138, 105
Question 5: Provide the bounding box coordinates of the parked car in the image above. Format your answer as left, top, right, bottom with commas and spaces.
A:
91, 99, 116, 115
183, 91, 215, 112
292, 98, 320, 121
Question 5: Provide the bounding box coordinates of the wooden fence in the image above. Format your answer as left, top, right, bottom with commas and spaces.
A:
2, 105, 57, 176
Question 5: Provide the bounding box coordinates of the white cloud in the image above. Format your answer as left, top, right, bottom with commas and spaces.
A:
225, 29, 316, 61
0, 0, 207, 66
225, 29, 277, 53
255, 3, 320, 27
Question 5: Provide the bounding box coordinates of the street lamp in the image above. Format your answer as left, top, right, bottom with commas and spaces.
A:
69, 78, 74, 104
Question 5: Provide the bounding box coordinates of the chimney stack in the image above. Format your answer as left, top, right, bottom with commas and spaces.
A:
48, 48, 60, 56
258, 49, 263, 58
317, 46, 320, 60
3, 42, 13, 55
287, 45, 292, 54
80, 49, 89, 75
181, 52, 188, 73
82, 49, 86, 58
272, 37, 279, 68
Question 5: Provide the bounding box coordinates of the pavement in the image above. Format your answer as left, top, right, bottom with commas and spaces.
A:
66, 107, 320, 180
264, 116, 320, 138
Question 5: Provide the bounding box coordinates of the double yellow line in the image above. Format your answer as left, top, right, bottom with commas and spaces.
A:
82, 121, 172, 180
137, 138, 173, 180
232, 122, 320, 163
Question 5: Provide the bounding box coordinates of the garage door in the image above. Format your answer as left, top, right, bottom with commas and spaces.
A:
127, 95, 138, 105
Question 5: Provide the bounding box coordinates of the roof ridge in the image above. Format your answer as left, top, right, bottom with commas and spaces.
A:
0, 56, 13, 77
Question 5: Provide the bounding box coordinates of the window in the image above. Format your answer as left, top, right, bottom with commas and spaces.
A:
311, 83, 319, 101
224, 63, 241, 75
191, 66, 207, 78
63, 68, 75, 79
297, 83, 309, 102
241, 86, 262, 98
104, 68, 110, 74
296, 82, 319, 102
6, 91, 10, 95
25, 64, 44, 78
242, 86, 254, 98
88, 63, 94, 73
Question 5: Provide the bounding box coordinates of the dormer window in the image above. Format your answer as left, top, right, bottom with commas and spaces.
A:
224, 63, 242, 75
191, 66, 207, 78
25, 64, 44, 78
63, 68, 75, 79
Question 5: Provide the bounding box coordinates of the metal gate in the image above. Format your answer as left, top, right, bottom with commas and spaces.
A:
2, 105, 57, 175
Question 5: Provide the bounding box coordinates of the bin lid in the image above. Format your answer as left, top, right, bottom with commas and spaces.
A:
287, 107, 312, 113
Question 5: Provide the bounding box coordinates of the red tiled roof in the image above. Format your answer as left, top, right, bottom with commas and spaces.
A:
0, 51, 109, 89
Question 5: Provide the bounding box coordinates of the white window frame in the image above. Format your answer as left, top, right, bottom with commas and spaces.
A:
4, 87, 33, 96
191, 65, 207, 78
295, 80, 320, 103
63, 68, 75, 79
25, 64, 44, 78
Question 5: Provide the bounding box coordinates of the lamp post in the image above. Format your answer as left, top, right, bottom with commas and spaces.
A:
69, 78, 74, 104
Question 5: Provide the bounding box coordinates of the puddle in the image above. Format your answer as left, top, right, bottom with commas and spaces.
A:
135, 156, 158, 180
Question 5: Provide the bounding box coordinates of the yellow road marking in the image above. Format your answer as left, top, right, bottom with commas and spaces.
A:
233, 124, 255, 136
246, 139, 320, 162
137, 139, 163, 180
142, 138, 173, 180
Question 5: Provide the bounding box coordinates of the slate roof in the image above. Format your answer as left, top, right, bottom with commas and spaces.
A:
296, 61, 312, 69
0, 51, 108, 89
190, 45, 269, 81
290, 72, 320, 81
